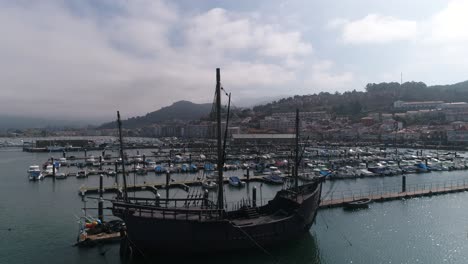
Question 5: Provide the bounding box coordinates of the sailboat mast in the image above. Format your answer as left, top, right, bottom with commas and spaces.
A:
117, 111, 128, 202
295, 109, 299, 193
216, 68, 224, 210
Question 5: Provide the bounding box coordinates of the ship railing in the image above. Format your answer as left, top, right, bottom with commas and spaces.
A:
323, 178, 468, 203
113, 201, 224, 221
124, 196, 216, 208
225, 197, 276, 211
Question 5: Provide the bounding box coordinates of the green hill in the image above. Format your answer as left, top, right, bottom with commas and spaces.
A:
252, 80, 468, 118
99, 100, 212, 129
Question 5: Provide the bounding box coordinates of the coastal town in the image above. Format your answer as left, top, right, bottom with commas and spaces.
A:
6, 99, 468, 148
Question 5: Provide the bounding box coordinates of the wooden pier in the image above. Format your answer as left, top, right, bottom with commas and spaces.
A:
76, 232, 121, 247
319, 180, 468, 209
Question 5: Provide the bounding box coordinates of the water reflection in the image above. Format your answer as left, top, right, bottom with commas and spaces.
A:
121, 232, 321, 264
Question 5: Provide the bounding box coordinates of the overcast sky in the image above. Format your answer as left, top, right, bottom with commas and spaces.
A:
1, 0, 467, 121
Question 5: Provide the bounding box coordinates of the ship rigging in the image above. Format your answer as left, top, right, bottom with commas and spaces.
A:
112, 68, 324, 256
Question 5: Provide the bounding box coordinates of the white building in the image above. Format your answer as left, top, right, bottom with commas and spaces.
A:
393, 100, 444, 110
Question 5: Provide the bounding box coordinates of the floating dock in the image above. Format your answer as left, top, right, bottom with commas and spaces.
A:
76, 232, 121, 247
319, 180, 468, 209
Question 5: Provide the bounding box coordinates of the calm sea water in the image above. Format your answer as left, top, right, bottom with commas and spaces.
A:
2, 148, 468, 263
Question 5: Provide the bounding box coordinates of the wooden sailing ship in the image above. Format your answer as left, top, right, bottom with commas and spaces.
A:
112, 68, 324, 256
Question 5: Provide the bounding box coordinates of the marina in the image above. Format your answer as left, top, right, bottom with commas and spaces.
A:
7, 68, 468, 263
23, 145, 468, 181
5, 145, 468, 263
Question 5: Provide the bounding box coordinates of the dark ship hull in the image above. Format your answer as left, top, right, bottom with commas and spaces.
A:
112, 180, 322, 254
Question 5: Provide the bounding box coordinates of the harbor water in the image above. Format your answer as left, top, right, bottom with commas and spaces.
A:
2, 147, 468, 263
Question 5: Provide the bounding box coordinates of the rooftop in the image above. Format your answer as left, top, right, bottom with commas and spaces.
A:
232, 134, 295, 139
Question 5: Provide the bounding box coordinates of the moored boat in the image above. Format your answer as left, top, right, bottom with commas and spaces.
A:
55, 172, 67, 179
77, 170, 88, 178
106, 169, 117, 176
228, 176, 245, 187
135, 165, 147, 175
262, 174, 284, 184
43, 164, 54, 176
201, 179, 218, 190
85, 155, 96, 165
58, 157, 67, 166
154, 165, 165, 174
343, 198, 372, 209
28, 165, 44, 181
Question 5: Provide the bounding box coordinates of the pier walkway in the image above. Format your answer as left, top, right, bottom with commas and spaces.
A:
79, 176, 468, 209
320, 179, 468, 208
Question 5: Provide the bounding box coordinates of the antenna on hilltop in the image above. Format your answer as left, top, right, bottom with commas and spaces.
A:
400, 72, 403, 85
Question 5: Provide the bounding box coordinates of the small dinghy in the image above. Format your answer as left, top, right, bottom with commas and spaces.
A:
343, 198, 372, 209
201, 180, 218, 190
55, 172, 67, 179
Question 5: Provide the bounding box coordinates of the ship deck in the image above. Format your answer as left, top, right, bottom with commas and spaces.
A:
230, 214, 288, 226
126, 207, 291, 227
114, 202, 292, 224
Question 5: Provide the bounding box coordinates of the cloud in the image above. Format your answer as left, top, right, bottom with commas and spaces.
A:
224, 61, 296, 89
429, 0, 468, 43
326, 18, 348, 30
324, 0, 468, 87
331, 0, 468, 46
185, 8, 312, 59
335, 14, 418, 44
401, 0, 468, 83
0, 0, 316, 120
304, 60, 355, 92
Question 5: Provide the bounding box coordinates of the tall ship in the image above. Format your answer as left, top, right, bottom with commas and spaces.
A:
111, 69, 324, 256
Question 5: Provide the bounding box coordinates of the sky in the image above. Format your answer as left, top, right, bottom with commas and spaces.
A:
0, 0, 467, 122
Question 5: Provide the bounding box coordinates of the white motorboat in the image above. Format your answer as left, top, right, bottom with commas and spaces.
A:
55, 172, 67, 179
28, 165, 44, 181
358, 169, 376, 177
43, 165, 54, 176
106, 169, 117, 176
134, 155, 143, 163
85, 155, 96, 165
146, 161, 157, 170
58, 157, 67, 166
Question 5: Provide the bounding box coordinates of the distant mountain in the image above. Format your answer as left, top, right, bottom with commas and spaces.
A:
0, 115, 97, 131
232, 95, 289, 108
430, 80, 468, 91
99, 100, 212, 129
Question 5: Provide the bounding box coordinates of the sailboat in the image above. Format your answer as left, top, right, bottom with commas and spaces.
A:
112, 68, 324, 255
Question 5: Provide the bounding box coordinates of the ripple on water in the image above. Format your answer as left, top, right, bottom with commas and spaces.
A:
315, 191, 468, 264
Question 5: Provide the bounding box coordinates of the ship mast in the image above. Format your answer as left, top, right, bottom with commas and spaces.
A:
117, 111, 128, 202
216, 68, 224, 210
294, 109, 299, 194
